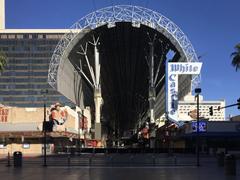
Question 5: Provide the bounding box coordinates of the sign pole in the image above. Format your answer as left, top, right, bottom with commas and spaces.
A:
195, 88, 201, 167
41, 89, 48, 167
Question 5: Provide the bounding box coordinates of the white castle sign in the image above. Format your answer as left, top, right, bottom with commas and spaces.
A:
167, 62, 202, 122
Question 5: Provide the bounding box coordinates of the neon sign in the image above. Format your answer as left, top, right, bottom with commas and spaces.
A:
192, 121, 207, 132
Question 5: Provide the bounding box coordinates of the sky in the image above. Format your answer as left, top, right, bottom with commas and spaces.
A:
5, 0, 240, 117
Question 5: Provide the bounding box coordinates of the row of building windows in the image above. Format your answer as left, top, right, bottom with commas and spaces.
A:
0, 91, 58, 96
0, 34, 63, 40
0, 46, 56, 52
179, 105, 222, 108
179, 107, 223, 111
0, 78, 47, 83
2, 71, 48, 76
0, 34, 72, 108
0, 84, 50, 89
179, 103, 223, 106
1, 96, 61, 102
7, 60, 50, 64
6, 53, 53, 58
0, 40, 59, 47
4, 65, 49, 70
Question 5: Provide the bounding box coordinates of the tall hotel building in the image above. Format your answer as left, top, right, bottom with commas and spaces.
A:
0, 0, 72, 107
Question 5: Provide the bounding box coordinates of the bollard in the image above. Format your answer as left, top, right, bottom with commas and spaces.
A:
152, 155, 156, 166
70, 147, 75, 157
110, 155, 113, 166
89, 155, 92, 166
217, 152, 224, 167
224, 154, 236, 176
6, 152, 11, 167
174, 156, 177, 165
67, 154, 71, 167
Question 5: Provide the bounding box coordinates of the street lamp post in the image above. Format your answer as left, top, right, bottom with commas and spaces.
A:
195, 88, 201, 167
41, 89, 48, 167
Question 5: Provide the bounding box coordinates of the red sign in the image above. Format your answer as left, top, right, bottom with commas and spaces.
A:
0, 108, 9, 122
80, 117, 88, 129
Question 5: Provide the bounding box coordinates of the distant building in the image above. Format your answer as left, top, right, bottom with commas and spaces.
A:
0, 29, 76, 107
178, 94, 225, 121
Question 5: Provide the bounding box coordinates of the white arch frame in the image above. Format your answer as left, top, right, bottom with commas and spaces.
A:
48, 5, 200, 90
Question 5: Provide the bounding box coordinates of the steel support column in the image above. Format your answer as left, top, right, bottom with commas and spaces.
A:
148, 42, 156, 125
94, 89, 102, 139
77, 37, 103, 140
92, 40, 103, 140
148, 41, 156, 149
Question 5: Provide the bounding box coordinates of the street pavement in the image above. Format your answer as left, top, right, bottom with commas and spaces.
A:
0, 165, 239, 180
0, 154, 239, 180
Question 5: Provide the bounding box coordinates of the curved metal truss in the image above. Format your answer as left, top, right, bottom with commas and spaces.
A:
48, 5, 200, 90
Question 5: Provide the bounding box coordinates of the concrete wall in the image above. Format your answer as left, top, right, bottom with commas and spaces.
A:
7, 107, 45, 123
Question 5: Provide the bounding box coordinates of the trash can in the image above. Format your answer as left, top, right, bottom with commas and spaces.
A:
217, 152, 225, 167
224, 154, 236, 175
13, 151, 22, 167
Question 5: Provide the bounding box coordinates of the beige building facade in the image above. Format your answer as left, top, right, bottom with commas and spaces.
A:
178, 94, 225, 121
0, 105, 92, 156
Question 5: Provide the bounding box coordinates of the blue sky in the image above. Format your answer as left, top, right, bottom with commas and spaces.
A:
5, 0, 240, 117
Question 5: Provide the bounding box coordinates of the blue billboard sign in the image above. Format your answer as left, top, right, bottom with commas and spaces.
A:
192, 121, 207, 132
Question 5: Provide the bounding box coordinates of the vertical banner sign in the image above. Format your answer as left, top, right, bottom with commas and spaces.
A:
0, 106, 9, 122
167, 62, 202, 122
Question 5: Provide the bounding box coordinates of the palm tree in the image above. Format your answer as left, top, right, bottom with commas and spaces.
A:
231, 43, 240, 71
0, 51, 7, 73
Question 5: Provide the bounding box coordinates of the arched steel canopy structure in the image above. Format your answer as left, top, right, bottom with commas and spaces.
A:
48, 5, 200, 134
48, 5, 200, 89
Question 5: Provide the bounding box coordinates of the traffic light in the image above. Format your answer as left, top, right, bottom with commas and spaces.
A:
238, 98, 240, 109
209, 106, 213, 116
